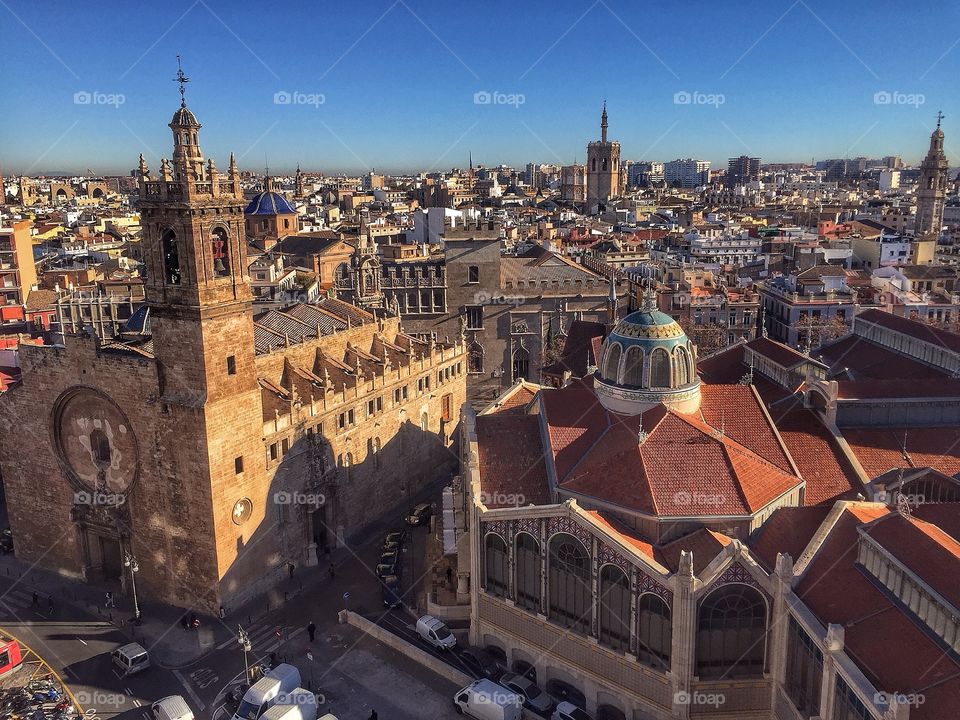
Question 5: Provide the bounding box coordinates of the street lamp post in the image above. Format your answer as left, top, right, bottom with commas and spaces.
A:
238, 626, 251, 680
123, 551, 141, 625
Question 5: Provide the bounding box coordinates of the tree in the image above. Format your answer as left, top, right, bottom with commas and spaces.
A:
793, 313, 849, 350
678, 317, 728, 356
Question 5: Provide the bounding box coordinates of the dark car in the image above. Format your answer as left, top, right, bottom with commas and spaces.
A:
457, 648, 505, 680
405, 502, 433, 526
500, 672, 554, 715
381, 574, 402, 608
382, 530, 407, 551
376, 550, 400, 578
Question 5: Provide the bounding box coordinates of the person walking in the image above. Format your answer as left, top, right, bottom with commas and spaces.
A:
368, 711, 377, 720
328, 563, 335, 580
105, 591, 115, 608
288, 562, 295, 580
306, 621, 316, 642
47, 596, 55, 614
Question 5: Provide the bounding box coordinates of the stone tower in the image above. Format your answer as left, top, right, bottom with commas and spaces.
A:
586, 103, 622, 212
915, 113, 948, 238
136, 64, 267, 609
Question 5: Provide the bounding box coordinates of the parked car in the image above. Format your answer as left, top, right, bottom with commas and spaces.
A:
452, 679, 521, 720
415, 614, 457, 650
0, 528, 13, 554
382, 530, 406, 551
458, 648, 505, 680
381, 574, 402, 608
152, 695, 194, 720
551, 702, 592, 720
406, 502, 432, 526
376, 550, 400, 578
111, 642, 150, 676
499, 672, 553, 715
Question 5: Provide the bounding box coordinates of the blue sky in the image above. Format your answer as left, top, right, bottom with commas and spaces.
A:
3, 0, 959, 175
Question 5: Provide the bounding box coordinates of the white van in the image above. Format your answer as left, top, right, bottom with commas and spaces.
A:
264, 688, 318, 720
111, 643, 150, 676
151, 696, 194, 720
453, 679, 522, 720
232, 664, 302, 720
416, 615, 457, 650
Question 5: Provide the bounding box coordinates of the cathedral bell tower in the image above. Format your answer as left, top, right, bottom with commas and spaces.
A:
137, 58, 254, 406
915, 112, 948, 238
586, 102, 622, 212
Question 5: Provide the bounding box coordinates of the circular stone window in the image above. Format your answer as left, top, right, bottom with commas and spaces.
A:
52, 386, 140, 494
232, 498, 253, 525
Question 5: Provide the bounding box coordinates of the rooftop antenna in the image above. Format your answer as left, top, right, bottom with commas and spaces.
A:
761, 306, 768, 338
638, 411, 648, 444
173, 55, 190, 108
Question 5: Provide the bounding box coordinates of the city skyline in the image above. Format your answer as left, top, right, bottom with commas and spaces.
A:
3, 0, 960, 174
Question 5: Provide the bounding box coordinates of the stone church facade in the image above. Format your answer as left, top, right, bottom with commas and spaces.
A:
0, 95, 466, 613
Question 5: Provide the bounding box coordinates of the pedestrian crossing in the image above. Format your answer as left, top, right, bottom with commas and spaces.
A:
0, 586, 55, 618
216, 621, 304, 653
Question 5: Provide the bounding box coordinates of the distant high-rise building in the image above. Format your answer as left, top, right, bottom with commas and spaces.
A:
628, 161, 664, 187
663, 158, 710, 188
586, 104, 623, 209
883, 155, 903, 170
725, 155, 760, 188
915, 114, 949, 238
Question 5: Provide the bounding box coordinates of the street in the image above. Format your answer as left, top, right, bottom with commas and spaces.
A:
0, 487, 467, 720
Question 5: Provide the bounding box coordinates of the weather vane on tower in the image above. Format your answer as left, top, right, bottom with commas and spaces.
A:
936, 110, 945, 129
173, 54, 190, 108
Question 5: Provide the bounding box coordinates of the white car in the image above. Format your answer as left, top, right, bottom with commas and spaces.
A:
416, 614, 457, 650
551, 702, 592, 720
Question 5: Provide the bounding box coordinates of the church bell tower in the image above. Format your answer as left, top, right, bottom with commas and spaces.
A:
915, 112, 948, 238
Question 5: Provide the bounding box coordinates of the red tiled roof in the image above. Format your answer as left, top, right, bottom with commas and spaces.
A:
863, 513, 960, 608
746, 336, 809, 368
843, 427, 960, 478
476, 414, 550, 508
835, 379, 960, 399
658, 528, 732, 574
817, 336, 949, 380
857, 308, 960, 353
488, 383, 537, 415
748, 505, 833, 571
772, 406, 863, 504
585, 511, 657, 562
543, 383, 802, 518
796, 505, 960, 719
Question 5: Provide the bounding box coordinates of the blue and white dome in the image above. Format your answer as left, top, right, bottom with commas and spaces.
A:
594, 291, 701, 415
245, 190, 296, 216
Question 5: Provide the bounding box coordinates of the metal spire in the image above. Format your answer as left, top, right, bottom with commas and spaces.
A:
173, 55, 190, 108
937, 110, 945, 129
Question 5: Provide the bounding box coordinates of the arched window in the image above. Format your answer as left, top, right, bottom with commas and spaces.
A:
548, 534, 592, 634
484, 534, 508, 597
336, 263, 350, 285
211, 227, 230, 277
603, 343, 622, 382
340, 452, 353, 482
592, 158, 597, 172
512, 346, 530, 381
638, 593, 672, 670
468, 342, 484, 374
367, 437, 381, 468
622, 347, 644, 386
161, 229, 180, 285
599, 565, 630, 651
674, 346, 691, 385
697, 585, 767, 678
90, 429, 111, 470
602, 157, 608, 171
515, 533, 541, 611
649, 348, 671, 388
420, 411, 429, 432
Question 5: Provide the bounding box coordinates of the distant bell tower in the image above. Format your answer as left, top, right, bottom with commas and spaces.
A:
586, 102, 622, 212
915, 112, 948, 238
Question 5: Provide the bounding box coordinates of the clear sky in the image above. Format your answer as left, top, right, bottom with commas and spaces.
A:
3, 0, 959, 175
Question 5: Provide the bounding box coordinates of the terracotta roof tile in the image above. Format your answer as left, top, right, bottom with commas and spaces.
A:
748, 505, 833, 571
843, 427, 960, 478
857, 308, 960, 354
476, 414, 550, 508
